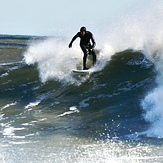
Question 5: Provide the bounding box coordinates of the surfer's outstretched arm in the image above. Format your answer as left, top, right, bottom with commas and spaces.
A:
68, 33, 79, 48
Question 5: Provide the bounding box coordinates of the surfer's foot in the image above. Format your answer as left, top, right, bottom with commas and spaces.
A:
83, 67, 89, 70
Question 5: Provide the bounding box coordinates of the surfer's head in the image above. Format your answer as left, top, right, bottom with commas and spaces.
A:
80, 27, 86, 36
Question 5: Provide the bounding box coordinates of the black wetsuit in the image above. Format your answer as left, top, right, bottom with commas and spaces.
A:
69, 31, 96, 69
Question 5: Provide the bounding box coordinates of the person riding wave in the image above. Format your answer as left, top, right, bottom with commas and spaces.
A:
68, 27, 96, 70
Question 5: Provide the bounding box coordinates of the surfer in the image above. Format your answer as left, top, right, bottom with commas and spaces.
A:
68, 27, 96, 70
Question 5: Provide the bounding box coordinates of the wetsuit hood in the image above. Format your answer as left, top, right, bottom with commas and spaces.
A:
80, 27, 86, 32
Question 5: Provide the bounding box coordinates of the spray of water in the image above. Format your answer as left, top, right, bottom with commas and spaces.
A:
24, 37, 83, 84
23, 0, 163, 137
101, 0, 163, 138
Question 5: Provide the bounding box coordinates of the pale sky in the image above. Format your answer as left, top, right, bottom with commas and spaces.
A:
0, 0, 149, 36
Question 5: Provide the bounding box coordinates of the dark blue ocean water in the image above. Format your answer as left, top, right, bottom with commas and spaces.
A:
0, 35, 163, 162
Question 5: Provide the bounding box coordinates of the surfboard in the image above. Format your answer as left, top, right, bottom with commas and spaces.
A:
72, 69, 91, 73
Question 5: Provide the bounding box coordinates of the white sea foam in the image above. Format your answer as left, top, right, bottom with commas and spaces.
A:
23, 0, 163, 138
24, 94, 47, 110
24, 37, 82, 84
0, 72, 8, 78
24, 101, 40, 110
139, 1, 163, 138
55, 106, 79, 118
104, 0, 163, 138
3, 126, 25, 137
1, 102, 17, 111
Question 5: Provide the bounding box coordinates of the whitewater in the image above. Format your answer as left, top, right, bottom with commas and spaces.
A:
24, 0, 163, 138
1, 0, 163, 163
